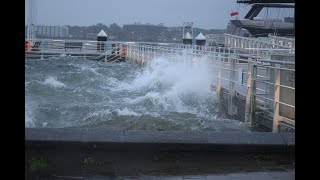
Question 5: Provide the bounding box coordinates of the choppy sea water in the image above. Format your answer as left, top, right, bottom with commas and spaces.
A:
25, 54, 250, 132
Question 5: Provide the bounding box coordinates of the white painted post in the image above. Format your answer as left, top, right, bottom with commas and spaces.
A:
273, 64, 281, 133
241, 39, 243, 49
245, 58, 252, 123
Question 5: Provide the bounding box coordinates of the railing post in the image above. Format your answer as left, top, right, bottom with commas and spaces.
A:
250, 62, 257, 127
134, 46, 137, 64
127, 45, 129, 63
131, 45, 134, 64
131, 46, 134, 64
216, 53, 222, 98
225, 35, 227, 46
264, 66, 270, 108
238, 68, 243, 85
245, 58, 252, 123
139, 45, 142, 65
137, 46, 139, 65
228, 53, 237, 115
148, 46, 151, 65
162, 47, 165, 57
137, 46, 140, 64
273, 64, 281, 133
154, 47, 156, 62
128, 45, 131, 63
141, 45, 145, 67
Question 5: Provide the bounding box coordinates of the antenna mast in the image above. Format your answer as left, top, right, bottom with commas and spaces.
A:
27, 0, 36, 44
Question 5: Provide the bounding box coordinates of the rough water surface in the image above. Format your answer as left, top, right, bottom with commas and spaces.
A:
25, 55, 250, 132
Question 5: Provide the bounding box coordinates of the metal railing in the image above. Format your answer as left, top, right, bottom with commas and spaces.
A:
25, 39, 126, 61
125, 42, 295, 133
224, 33, 295, 57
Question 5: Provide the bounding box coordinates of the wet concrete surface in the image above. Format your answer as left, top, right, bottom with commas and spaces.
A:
26, 149, 294, 179
26, 129, 294, 179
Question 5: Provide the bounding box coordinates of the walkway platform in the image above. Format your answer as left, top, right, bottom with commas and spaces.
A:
25, 128, 294, 179
26, 128, 294, 152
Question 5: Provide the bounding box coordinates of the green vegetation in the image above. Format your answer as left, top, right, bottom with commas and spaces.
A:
82, 156, 103, 166
28, 157, 48, 171
254, 154, 274, 161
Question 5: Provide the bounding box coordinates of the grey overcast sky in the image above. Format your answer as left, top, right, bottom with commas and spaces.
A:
26, 0, 252, 29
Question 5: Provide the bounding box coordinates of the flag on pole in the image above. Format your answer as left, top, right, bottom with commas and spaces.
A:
230, 11, 239, 16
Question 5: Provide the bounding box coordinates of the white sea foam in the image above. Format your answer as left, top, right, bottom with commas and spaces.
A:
80, 66, 101, 76
25, 100, 36, 127
114, 107, 141, 116
82, 109, 112, 121
43, 77, 65, 88
115, 54, 216, 116
42, 122, 48, 127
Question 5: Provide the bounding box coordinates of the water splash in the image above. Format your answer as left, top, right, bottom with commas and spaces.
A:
43, 76, 65, 88
116, 54, 217, 117
25, 100, 37, 127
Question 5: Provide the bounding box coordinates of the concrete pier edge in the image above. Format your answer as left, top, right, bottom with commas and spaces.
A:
25, 128, 294, 153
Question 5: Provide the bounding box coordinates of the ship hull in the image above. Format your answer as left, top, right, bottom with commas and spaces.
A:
230, 19, 294, 37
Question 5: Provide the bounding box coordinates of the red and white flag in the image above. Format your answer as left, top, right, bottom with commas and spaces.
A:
230, 11, 239, 16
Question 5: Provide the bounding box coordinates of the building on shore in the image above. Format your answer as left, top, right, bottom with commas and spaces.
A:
25, 25, 69, 38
